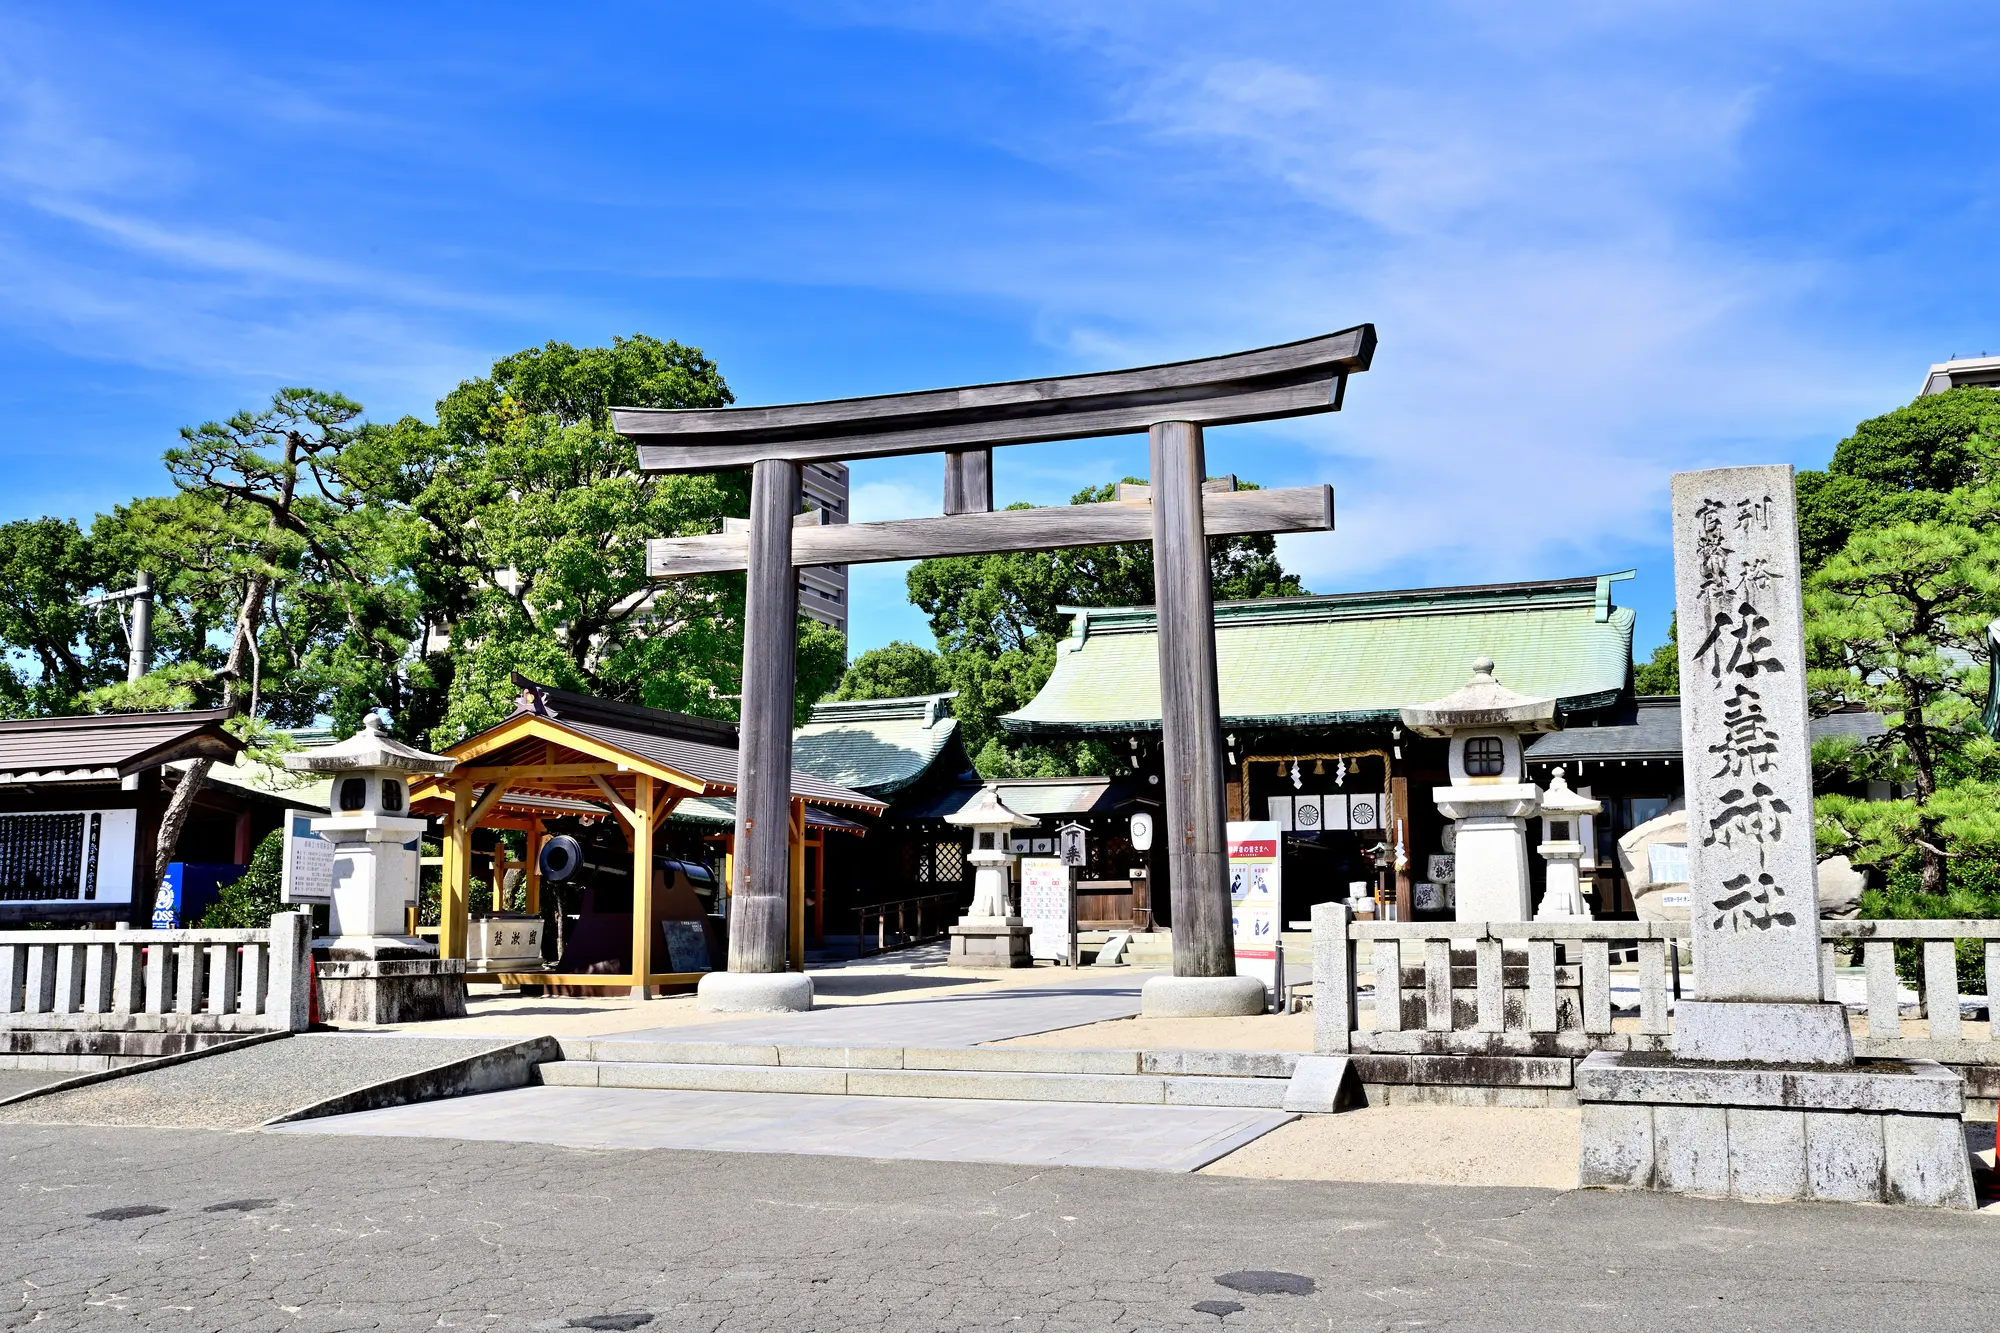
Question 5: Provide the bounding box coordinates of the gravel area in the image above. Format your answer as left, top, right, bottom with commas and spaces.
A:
0, 1034, 515, 1129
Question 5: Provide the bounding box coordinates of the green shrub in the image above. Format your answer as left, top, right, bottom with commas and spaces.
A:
198, 829, 285, 929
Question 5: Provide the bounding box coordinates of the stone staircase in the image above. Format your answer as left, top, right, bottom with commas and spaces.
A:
538, 1037, 1330, 1110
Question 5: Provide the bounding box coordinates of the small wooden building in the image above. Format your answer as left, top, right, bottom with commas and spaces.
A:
0, 709, 245, 926
408, 679, 883, 995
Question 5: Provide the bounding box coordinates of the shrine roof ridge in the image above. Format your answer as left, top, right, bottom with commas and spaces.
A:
1054, 571, 1634, 640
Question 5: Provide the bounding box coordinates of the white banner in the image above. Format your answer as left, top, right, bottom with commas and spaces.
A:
1019, 857, 1072, 962
281, 812, 336, 905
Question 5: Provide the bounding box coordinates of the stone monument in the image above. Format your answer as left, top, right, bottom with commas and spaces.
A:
1576, 466, 1976, 1207
284, 713, 467, 1024
1400, 656, 1556, 921
944, 783, 1038, 968
1533, 766, 1600, 921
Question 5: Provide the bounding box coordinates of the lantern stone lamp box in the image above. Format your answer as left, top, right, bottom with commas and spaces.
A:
1400, 655, 1556, 922
944, 783, 1039, 968
1534, 765, 1602, 921
283, 713, 468, 1024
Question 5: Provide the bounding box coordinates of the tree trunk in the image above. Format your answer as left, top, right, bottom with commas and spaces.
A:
151, 573, 267, 879
153, 756, 214, 888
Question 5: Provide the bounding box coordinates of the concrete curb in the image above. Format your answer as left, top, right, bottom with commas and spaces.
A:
0, 1031, 294, 1110
259, 1036, 562, 1127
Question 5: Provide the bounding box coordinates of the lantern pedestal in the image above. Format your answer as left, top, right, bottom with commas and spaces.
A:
947, 921, 1033, 968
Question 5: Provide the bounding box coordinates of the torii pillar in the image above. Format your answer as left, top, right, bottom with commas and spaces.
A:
1141, 421, 1266, 1016
697, 457, 816, 1012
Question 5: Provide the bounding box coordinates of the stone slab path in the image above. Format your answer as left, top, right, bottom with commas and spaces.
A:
619, 973, 1152, 1048
269, 1083, 1288, 1172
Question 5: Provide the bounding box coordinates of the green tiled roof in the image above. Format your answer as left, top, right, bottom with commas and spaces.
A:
790, 693, 968, 797
1005, 575, 1636, 736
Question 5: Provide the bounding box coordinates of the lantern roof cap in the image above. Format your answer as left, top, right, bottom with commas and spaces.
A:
283, 712, 458, 776
1400, 655, 1558, 736
943, 782, 1041, 830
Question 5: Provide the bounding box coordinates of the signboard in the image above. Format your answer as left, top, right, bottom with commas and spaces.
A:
1226, 820, 1281, 986
1057, 823, 1088, 869
281, 812, 336, 905
1019, 857, 1072, 962
1647, 843, 1690, 884
661, 919, 712, 972
1128, 811, 1153, 851
0, 808, 138, 906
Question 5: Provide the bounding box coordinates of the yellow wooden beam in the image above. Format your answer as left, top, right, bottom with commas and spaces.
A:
789, 797, 806, 972
439, 783, 473, 961
466, 781, 513, 830
589, 774, 638, 825
630, 773, 655, 1001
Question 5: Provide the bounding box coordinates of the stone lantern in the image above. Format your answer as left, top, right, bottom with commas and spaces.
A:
1400, 656, 1557, 922
1533, 765, 1602, 921
944, 783, 1038, 968
283, 712, 467, 1023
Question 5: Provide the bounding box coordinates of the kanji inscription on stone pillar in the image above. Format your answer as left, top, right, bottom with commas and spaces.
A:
1670, 464, 1824, 1002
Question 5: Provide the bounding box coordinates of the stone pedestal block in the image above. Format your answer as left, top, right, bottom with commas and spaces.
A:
1140, 974, 1268, 1017
1575, 1051, 1976, 1208
314, 940, 467, 1026
697, 970, 813, 1012
1672, 1000, 1854, 1065
948, 923, 1032, 969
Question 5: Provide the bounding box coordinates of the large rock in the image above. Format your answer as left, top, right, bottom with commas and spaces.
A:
1815, 855, 1866, 919
1618, 806, 1688, 922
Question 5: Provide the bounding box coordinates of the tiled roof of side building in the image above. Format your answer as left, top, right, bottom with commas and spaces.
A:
1004, 574, 1637, 736
0, 708, 242, 783
1526, 698, 1888, 763
791, 693, 973, 798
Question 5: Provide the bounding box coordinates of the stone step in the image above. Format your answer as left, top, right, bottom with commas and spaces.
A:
538, 1059, 1291, 1108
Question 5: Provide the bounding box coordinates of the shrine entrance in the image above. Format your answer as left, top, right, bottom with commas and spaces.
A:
615, 326, 1376, 1014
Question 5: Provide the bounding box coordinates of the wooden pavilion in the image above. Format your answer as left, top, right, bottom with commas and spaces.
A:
409, 679, 883, 995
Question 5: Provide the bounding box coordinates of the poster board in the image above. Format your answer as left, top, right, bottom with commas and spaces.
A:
1019, 857, 1072, 962
0, 808, 138, 906
281, 811, 335, 905
1226, 820, 1281, 987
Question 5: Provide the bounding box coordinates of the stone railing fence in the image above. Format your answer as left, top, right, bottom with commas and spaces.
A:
0, 912, 312, 1041
1305, 904, 2000, 1110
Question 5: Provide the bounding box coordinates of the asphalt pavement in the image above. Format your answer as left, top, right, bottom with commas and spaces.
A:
3, 1121, 1994, 1332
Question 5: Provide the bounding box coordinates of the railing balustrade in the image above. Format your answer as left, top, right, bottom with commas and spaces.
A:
1310, 903, 2000, 1068
0, 913, 312, 1036
854, 892, 958, 957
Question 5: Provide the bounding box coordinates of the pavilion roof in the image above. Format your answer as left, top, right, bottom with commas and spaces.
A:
0, 708, 242, 785
1004, 574, 1636, 736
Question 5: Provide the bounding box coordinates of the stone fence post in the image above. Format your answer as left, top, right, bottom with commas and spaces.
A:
267, 910, 313, 1033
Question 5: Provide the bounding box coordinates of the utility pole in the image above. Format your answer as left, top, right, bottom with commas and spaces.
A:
85, 571, 155, 682
126, 571, 153, 682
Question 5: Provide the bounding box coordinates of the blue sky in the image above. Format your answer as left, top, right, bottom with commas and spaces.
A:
4, 3, 1998, 662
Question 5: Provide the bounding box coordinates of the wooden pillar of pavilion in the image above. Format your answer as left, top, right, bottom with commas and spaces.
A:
1149, 420, 1235, 980
629, 773, 655, 998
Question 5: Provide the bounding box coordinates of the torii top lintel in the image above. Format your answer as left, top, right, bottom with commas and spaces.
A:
615, 325, 1376, 473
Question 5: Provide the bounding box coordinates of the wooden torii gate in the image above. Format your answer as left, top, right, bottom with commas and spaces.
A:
616, 325, 1376, 1012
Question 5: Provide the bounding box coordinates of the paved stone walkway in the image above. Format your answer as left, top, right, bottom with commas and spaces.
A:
622, 973, 1151, 1048
270, 1084, 1288, 1172
6, 1122, 1997, 1331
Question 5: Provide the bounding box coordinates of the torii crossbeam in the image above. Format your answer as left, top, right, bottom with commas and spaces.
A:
619, 325, 1376, 1014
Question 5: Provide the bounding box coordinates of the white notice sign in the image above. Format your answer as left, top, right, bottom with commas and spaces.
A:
1019, 858, 1071, 962
281, 812, 335, 905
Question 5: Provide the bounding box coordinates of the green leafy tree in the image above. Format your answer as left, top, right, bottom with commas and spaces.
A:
1807, 520, 2000, 897
1796, 388, 2000, 575
0, 518, 124, 715
381, 335, 845, 744
1633, 615, 1679, 695
833, 640, 951, 701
